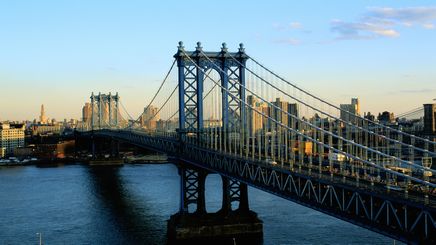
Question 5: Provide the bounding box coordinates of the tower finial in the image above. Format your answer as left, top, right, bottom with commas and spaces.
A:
221, 42, 228, 52
239, 43, 245, 52
178, 41, 184, 50
196, 41, 202, 51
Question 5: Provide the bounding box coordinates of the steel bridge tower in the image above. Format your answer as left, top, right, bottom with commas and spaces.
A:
168, 42, 262, 243
174, 41, 249, 214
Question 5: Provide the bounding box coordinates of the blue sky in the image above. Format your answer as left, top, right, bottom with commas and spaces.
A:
1, 0, 436, 120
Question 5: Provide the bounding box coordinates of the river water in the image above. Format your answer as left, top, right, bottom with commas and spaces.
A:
0, 164, 397, 244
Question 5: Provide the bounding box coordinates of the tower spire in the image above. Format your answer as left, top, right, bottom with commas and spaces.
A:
40, 104, 47, 124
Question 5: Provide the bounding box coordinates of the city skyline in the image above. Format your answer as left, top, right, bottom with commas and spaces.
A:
1, 1, 436, 121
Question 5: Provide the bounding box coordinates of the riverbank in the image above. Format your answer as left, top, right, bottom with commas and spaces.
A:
1, 155, 170, 167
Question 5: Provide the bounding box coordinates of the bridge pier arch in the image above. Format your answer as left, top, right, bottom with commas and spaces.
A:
220, 176, 249, 215
168, 163, 263, 244
109, 137, 120, 158
178, 165, 207, 214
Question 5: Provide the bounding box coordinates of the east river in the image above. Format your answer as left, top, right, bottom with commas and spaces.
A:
0, 164, 398, 244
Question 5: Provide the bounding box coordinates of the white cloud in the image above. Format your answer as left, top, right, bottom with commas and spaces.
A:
331, 20, 399, 39
368, 6, 436, 27
399, 88, 436, 94
373, 29, 399, 37
273, 21, 303, 31
289, 22, 302, 29
275, 38, 301, 46
331, 6, 436, 40
423, 23, 435, 29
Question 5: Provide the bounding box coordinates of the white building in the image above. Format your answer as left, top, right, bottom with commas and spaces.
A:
0, 147, 5, 158
340, 98, 360, 122
31, 123, 64, 136
0, 123, 25, 156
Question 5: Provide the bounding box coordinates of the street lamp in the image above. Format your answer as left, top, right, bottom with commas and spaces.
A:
36, 232, 42, 245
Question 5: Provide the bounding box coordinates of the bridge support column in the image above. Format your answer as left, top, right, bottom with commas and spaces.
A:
221, 176, 231, 215
178, 166, 207, 215
109, 138, 120, 158
239, 182, 249, 213
91, 135, 96, 160
220, 177, 249, 215
168, 164, 263, 244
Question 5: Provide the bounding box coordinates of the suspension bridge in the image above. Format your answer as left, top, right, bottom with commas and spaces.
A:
77, 42, 436, 244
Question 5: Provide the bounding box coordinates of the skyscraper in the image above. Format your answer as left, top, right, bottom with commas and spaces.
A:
82, 103, 92, 123
141, 105, 160, 129
340, 98, 360, 122
287, 103, 299, 127
351, 98, 360, 115
39, 104, 47, 124
246, 95, 264, 135
271, 98, 289, 127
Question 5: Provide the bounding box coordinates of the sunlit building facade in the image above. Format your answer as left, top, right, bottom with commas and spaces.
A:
0, 123, 25, 156
246, 95, 265, 135
141, 105, 160, 130
340, 98, 360, 122
82, 102, 92, 123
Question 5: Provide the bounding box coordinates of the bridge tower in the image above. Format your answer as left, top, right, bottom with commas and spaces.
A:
90, 92, 120, 130
174, 41, 247, 135
168, 42, 262, 244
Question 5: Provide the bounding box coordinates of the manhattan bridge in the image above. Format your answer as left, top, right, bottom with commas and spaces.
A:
77, 42, 436, 244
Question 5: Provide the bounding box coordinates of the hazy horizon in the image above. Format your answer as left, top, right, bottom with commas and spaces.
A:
1, 0, 436, 121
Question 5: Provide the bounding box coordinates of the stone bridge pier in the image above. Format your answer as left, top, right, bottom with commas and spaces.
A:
167, 163, 263, 244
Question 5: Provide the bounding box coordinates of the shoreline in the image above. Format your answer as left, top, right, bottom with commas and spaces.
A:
0, 158, 171, 167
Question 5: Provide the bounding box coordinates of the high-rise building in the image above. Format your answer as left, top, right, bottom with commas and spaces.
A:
287, 103, 299, 128
39, 104, 47, 124
141, 105, 160, 129
340, 98, 360, 122
261, 103, 271, 131
0, 123, 25, 156
271, 98, 289, 127
246, 95, 264, 135
351, 98, 360, 115
82, 103, 92, 123
423, 103, 436, 134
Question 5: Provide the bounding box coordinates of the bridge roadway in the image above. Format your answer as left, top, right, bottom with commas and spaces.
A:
80, 129, 436, 244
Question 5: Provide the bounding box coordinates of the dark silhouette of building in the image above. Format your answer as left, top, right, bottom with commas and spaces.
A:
378, 111, 395, 124
364, 112, 375, 121
423, 104, 436, 135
